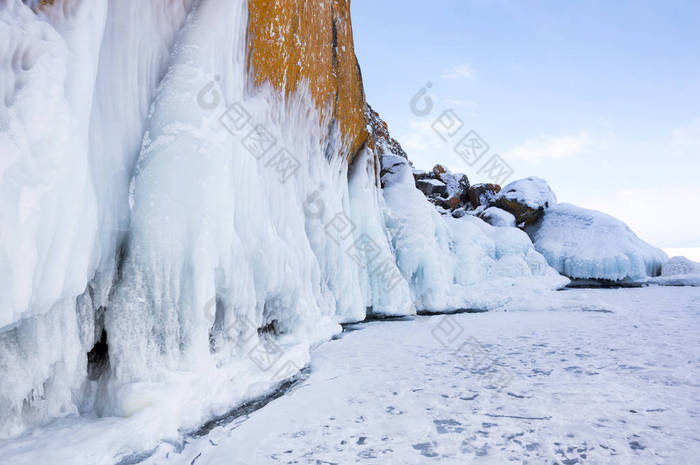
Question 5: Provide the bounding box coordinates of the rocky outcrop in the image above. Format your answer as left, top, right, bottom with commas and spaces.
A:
467, 183, 501, 208
410, 164, 472, 214
416, 178, 447, 197
411, 171, 555, 230
247, 0, 368, 161
366, 104, 408, 160
491, 177, 556, 226
366, 104, 410, 186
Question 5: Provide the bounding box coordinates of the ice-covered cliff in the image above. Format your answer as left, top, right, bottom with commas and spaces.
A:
0, 0, 566, 458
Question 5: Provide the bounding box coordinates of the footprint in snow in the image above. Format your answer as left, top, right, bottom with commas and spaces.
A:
412, 441, 439, 458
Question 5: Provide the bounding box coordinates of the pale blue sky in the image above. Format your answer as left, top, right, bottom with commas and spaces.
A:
351, 0, 700, 257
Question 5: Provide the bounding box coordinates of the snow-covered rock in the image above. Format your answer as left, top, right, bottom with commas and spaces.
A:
410, 164, 471, 213
526, 203, 667, 281
467, 183, 501, 208
415, 178, 447, 196
662, 256, 700, 276
647, 256, 700, 286
480, 207, 516, 228
381, 154, 568, 312
433, 166, 469, 199
492, 177, 557, 226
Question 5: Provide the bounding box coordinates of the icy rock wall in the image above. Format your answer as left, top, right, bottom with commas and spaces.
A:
0, 0, 107, 438
104, 0, 372, 417
0, 0, 568, 441
0, 0, 398, 438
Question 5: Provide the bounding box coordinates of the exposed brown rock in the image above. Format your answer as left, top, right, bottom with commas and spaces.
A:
492, 197, 543, 226
411, 163, 473, 213
416, 179, 447, 197
366, 104, 411, 186
247, 0, 368, 162
366, 104, 408, 160
412, 170, 429, 181
432, 195, 462, 212
446, 196, 461, 210
467, 183, 501, 208
432, 164, 447, 178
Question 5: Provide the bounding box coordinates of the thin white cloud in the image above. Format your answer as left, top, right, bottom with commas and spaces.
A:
671, 118, 700, 158
399, 119, 463, 171
442, 98, 478, 109
505, 131, 590, 163
663, 247, 700, 262
441, 63, 476, 80
400, 119, 435, 153
583, 184, 700, 249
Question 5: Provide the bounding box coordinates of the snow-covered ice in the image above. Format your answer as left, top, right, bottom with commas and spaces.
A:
481, 207, 516, 228
648, 256, 700, 287
527, 203, 668, 281
114, 286, 700, 465
662, 255, 700, 276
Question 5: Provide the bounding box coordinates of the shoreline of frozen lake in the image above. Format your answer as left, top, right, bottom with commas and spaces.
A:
140, 286, 700, 465
2, 286, 699, 465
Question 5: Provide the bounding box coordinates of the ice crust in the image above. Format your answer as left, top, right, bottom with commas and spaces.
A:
527, 203, 668, 281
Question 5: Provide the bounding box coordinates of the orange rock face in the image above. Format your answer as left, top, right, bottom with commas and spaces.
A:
247, 0, 368, 161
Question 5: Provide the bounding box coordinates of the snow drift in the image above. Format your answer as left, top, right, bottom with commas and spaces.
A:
469, 177, 667, 283
648, 256, 700, 286
662, 256, 700, 276
481, 207, 516, 228
526, 203, 667, 281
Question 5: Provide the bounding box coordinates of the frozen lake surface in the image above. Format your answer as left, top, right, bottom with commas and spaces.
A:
138, 286, 700, 465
